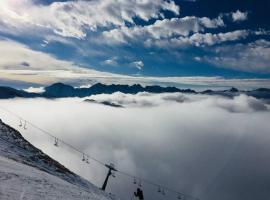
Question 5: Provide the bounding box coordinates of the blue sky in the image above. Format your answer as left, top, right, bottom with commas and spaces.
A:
0, 0, 270, 88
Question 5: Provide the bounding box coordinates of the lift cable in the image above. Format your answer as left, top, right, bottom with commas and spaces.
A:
0, 105, 199, 200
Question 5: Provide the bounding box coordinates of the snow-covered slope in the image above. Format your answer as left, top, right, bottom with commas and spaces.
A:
0, 119, 114, 200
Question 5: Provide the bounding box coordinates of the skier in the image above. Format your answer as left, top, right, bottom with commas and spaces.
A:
134, 187, 144, 200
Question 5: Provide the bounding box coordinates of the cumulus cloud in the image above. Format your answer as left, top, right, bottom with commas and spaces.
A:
87, 92, 269, 112
102, 57, 118, 66
150, 30, 250, 48
219, 10, 249, 23
0, 93, 269, 200
86, 92, 194, 107
130, 61, 144, 70
0, 0, 179, 39
1, 0, 266, 76
208, 94, 268, 113
231, 10, 248, 22
102, 12, 267, 49
103, 16, 225, 44
184, 30, 249, 46
203, 40, 270, 73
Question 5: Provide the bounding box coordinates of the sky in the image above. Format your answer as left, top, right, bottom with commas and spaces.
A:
0, 94, 269, 200
0, 0, 270, 88
1, 2, 270, 200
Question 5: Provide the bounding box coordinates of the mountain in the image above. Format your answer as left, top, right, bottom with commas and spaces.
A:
43, 83, 77, 98
42, 82, 191, 98
246, 88, 270, 99
200, 87, 270, 99
200, 87, 240, 98
0, 119, 114, 200
0, 86, 40, 99
0, 82, 270, 99
84, 99, 123, 108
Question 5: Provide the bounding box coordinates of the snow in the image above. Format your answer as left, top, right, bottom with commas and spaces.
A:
0, 119, 116, 200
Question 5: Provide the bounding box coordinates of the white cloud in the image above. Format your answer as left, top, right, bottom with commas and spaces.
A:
104, 59, 117, 66
23, 86, 45, 93
92, 92, 270, 114
130, 61, 144, 70
0, 0, 179, 39
151, 30, 250, 48
41, 40, 49, 47
87, 92, 269, 112
193, 30, 249, 46
204, 40, 270, 73
231, 10, 248, 22
102, 57, 118, 66
103, 16, 225, 44
0, 94, 269, 200
0, 39, 120, 84
255, 29, 270, 36
0, 39, 75, 71
194, 56, 202, 61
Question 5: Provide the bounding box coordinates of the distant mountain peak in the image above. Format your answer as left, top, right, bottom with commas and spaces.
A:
0, 82, 270, 99
44, 82, 75, 92
44, 82, 76, 97
228, 87, 239, 92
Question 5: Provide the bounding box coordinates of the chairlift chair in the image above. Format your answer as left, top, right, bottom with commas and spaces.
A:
138, 180, 142, 187
54, 138, 59, 147
19, 119, 23, 127
23, 121, 27, 130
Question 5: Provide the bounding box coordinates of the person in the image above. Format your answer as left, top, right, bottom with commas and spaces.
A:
134, 187, 144, 200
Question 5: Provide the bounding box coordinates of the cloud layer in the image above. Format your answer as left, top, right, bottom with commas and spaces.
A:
0, 93, 269, 200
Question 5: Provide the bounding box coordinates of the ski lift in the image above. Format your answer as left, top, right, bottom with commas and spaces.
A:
23, 120, 27, 130
54, 137, 59, 147
82, 154, 85, 162
162, 189, 165, 195
19, 119, 23, 127
133, 177, 137, 184
109, 163, 115, 168
111, 172, 116, 178
138, 180, 142, 187
157, 186, 161, 193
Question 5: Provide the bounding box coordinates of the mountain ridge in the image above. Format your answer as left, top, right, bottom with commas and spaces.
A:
0, 82, 270, 99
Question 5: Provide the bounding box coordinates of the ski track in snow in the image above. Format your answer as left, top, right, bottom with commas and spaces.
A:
0, 155, 108, 200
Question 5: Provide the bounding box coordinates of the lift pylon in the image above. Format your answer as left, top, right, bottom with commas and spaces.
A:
101, 163, 117, 191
